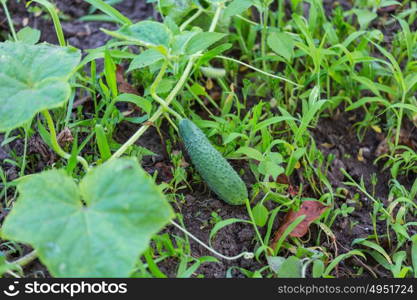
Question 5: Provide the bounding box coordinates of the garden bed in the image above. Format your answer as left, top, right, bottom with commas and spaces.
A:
1, 0, 417, 278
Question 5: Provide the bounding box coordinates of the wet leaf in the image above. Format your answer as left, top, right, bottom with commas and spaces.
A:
1, 158, 174, 277
412, 234, 417, 278
16, 27, 41, 44
159, 0, 196, 23
0, 252, 20, 276
0, 41, 81, 132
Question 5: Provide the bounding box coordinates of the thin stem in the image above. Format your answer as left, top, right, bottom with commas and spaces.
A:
110, 3, 224, 160
394, 91, 406, 148
216, 55, 300, 86
278, 0, 284, 28
5, 249, 38, 277
185, 82, 218, 115
151, 61, 183, 122
41, 110, 89, 171
260, 7, 268, 71
165, 114, 179, 132
30, 0, 66, 46
1, 0, 17, 41
179, 8, 204, 31
170, 220, 254, 260
236, 14, 259, 27
209, 3, 223, 32
6, 270, 20, 278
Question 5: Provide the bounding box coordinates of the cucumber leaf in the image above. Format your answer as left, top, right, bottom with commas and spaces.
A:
0, 41, 81, 132
1, 158, 174, 277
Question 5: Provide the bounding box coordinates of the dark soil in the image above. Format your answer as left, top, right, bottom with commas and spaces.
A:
312, 111, 417, 277
1, 0, 154, 49
1, 0, 417, 278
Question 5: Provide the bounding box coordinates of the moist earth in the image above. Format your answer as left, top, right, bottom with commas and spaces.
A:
1, 0, 416, 278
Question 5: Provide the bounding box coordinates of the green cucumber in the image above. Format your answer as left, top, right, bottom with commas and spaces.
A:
179, 118, 248, 205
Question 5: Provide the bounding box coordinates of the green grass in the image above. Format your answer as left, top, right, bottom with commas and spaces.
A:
1, 0, 417, 278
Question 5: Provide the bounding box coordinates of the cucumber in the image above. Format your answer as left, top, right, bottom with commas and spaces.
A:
179, 118, 248, 205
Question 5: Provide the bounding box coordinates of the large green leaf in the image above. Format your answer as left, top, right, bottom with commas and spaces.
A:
1, 158, 174, 277
0, 41, 81, 132
277, 256, 302, 278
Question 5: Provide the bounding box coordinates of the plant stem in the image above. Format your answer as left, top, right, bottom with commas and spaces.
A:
179, 8, 204, 31
216, 55, 300, 86
20, 124, 30, 177
13, 250, 38, 267
236, 14, 259, 27
170, 220, 254, 260
260, 6, 268, 71
41, 110, 89, 171
110, 3, 225, 160
278, 0, 284, 28
209, 3, 223, 32
151, 61, 183, 122
394, 91, 406, 148
244, 199, 267, 250
1, 0, 17, 41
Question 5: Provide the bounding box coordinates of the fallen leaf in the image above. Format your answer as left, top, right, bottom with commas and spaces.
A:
154, 162, 173, 182
371, 125, 382, 133
378, 5, 399, 13
116, 65, 139, 95
29, 135, 56, 165
270, 200, 328, 251
288, 185, 299, 197
57, 127, 74, 147
320, 143, 334, 149
357, 148, 365, 162
276, 174, 289, 184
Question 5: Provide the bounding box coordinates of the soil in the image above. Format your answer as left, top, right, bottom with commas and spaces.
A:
1, 0, 155, 49
1, 0, 417, 278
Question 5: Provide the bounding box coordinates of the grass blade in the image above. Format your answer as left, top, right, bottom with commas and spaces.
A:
84, 0, 132, 25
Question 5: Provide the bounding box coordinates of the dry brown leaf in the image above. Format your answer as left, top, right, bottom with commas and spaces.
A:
270, 200, 328, 251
